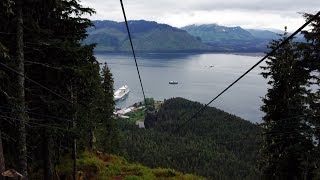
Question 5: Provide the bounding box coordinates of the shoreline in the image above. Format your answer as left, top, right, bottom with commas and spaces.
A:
94, 51, 265, 57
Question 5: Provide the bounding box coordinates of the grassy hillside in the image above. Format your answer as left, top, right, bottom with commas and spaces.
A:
117, 98, 261, 179
56, 151, 203, 179
84, 20, 208, 52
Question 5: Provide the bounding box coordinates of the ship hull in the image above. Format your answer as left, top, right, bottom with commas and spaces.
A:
114, 85, 130, 101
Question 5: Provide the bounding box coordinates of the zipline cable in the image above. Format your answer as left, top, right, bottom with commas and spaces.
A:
0, 62, 89, 114
0, 105, 73, 122
174, 11, 320, 133
120, 0, 147, 106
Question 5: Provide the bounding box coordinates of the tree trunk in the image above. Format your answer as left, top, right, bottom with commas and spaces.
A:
89, 111, 96, 150
43, 133, 53, 180
0, 130, 5, 180
16, 0, 28, 179
89, 128, 96, 150
72, 130, 77, 180
71, 87, 77, 180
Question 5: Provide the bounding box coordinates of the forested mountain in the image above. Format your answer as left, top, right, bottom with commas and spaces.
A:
83, 20, 208, 52
182, 24, 256, 42
182, 24, 273, 52
245, 29, 279, 40
246, 29, 304, 42
117, 98, 261, 179
84, 20, 286, 53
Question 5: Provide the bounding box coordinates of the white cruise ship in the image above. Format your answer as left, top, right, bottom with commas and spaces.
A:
114, 85, 130, 101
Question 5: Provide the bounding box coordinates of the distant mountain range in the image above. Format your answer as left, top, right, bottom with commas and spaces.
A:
84, 20, 208, 52
181, 24, 278, 52
84, 20, 302, 53
182, 24, 256, 42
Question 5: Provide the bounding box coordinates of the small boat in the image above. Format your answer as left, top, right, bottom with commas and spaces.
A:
169, 81, 178, 84
114, 85, 130, 101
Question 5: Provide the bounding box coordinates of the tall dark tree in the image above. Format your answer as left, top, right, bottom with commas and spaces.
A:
0, 0, 11, 101
1, 0, 117, 179
0, 130, 5, 180
300, 12, 320, 177
21, 1, 97, 179
98, 62, 118, 153
14, 0, 28, 178
101, 63, 115, 122
259, 28, 315, 179
0, 2, 12, 178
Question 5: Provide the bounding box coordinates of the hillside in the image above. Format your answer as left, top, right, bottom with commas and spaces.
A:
182, 24, 256, 42
84, 20, 305, 53
54, 151, 202, 179
182, 24, 271, 52
83, 20, 208, 52
117, 98, 261, 179
245, 29, 279, 40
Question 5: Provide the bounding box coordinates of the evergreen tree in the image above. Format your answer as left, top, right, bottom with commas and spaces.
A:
259, 28, 315, 179
0, 1, 9, 170
101, 63, 115, 119
0, 0, 116, 179
117, 97, 260, 179
300, 12, 320, 177
97, 63, 118, 153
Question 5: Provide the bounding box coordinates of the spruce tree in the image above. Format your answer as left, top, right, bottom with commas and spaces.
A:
99, 62, 118, 153
260, 28, 315, 179
0, 0, 117, 178
300, 12, 320, 177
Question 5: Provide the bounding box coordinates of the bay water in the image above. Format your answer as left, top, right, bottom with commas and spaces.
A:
96, 53, 268, 123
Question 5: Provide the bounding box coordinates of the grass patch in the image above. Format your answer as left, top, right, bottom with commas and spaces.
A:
56, 151, 204, 179
126, 109, 145, 123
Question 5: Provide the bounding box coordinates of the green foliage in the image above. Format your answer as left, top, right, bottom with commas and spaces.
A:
95, 63, 118, 153
145, 97, 155, 111
0, 0, 117, 179
117, 97, 260, 179
126, 109, 145, 123
259, 28, 316, 178
56, 151, 203, 179
300, 12, 320, 176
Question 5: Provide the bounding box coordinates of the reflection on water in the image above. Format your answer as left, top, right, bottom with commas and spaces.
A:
96, 52, 268, 123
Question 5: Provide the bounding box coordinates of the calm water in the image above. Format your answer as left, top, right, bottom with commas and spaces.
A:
96, 53, 268, 123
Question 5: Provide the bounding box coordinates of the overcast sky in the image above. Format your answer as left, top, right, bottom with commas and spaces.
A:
80, 0, 319, 31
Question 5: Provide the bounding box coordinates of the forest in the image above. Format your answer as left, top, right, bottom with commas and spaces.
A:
117, 97, 261, 179
0, 0, 117, 179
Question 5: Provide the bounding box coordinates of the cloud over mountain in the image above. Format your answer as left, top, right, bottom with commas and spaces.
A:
81, 0, 319, 30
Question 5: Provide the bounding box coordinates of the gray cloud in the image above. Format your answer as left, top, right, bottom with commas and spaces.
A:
80, 0, 319, 30
189, 0, 318, 12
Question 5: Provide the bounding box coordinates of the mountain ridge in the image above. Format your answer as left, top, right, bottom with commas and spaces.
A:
181, 23, 278, 52
181, 24, 257, 42
84, 20, 209, 52
84, 20, 289, 53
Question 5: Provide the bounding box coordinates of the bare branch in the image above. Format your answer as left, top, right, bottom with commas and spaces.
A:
25, 61, 62, 70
